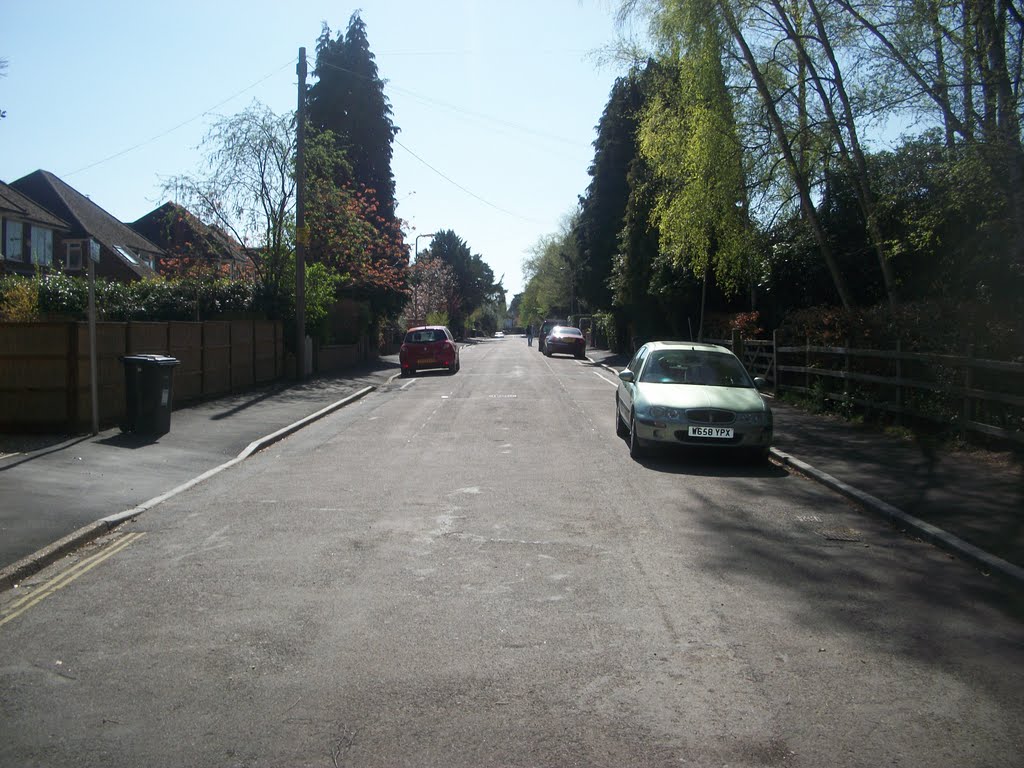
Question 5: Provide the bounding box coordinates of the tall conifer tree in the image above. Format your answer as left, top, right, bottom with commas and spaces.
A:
308, 12, 399, 220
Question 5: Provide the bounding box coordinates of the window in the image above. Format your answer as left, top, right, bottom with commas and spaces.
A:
628, 345, 648, 374
66, 241, 83, 270
113, 245, 139, 265
31, 227, 53, 266
4, 219, 24, 262
639, 351, 753, 387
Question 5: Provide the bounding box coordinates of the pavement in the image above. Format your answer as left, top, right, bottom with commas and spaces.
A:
2, 344, 1022, 592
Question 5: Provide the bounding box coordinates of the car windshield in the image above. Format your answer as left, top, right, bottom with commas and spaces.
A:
405, 329, 447, 344
639, 350, 752, 387
553, 327, 582, 337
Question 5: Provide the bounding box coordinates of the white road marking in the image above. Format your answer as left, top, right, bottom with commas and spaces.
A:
593, 370, 618, 387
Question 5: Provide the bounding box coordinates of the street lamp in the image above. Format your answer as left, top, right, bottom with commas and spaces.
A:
412, 233, 435, 326
414, 232, 436, 263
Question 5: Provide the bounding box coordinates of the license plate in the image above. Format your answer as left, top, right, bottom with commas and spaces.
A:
418, 358, 437, 365
688, 426, 734, 438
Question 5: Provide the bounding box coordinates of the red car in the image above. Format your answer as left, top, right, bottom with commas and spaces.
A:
400, 326, 460, 376
543, 326, 587, 359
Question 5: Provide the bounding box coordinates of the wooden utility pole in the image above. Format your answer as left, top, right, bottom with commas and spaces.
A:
87, 246, 99, 435
295, 47, 307, 379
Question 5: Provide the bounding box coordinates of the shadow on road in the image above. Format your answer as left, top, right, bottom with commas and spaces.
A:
0, 435, 91, 471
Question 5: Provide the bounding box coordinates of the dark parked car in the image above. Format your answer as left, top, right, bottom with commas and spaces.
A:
399, 326, 460, 376
544, 325, 587, 359
537, 319, 563, 353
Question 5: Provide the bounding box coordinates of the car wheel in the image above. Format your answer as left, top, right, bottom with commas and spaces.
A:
408, 367, 416, 376
448, 360, 458, 374
615, 398, 629, 438
574, 352, 585, 359
629, 413, 648, 460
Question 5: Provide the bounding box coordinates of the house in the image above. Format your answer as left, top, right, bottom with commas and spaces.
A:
10, 170, 162, 282
0, 180, 71, 276
130, 202, 253, 279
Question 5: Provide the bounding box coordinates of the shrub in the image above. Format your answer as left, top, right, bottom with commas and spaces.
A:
0, 276, 40, 321
1, 272, 263, 322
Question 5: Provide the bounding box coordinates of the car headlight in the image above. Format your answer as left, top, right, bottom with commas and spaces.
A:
735, 412, 766, 425
649, 406, 681, 420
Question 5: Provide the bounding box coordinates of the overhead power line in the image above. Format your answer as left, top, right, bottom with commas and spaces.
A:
62, 59, 296, 178
315, 59, 585, 148
394, 138, 544, 224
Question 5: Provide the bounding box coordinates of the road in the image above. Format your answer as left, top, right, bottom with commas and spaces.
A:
2, 337, 1022, 767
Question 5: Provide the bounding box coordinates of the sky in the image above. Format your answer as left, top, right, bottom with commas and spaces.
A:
1, 0, 642, 299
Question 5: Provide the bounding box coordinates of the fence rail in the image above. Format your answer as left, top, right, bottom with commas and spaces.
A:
709, 332, 1023, 447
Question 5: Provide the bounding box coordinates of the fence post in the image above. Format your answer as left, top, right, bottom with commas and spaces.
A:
731, 329, 744, 360
844, 338, 851, 401
895, 340, 903, 427
805, 337, 810, 393
773, 329, 779, 396
962, 344, 974, 440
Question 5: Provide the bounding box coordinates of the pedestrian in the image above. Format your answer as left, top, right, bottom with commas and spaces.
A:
526, 325, 534, 347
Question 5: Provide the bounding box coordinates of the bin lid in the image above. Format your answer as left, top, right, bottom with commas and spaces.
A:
121, 354, 179, 365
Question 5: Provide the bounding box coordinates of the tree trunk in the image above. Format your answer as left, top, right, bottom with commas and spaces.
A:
719, 1, 854, 310
803, 0, 899, 310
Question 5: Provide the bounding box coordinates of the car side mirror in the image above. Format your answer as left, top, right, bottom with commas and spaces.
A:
753, 377, 766, 390
618, 370, 635, 383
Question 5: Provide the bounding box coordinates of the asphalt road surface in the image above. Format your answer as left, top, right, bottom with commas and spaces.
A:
2, 337, 1022, 767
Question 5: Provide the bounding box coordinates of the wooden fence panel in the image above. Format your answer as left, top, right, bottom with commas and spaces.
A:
202, 321, 231, 398
1, 319, 285, 432
169, 323, 203, 403
253, 321, 279, 383
126, 322, 168, 354
73, 322, 127, 432
0, 323, 73, 430
231, 320, 255, 391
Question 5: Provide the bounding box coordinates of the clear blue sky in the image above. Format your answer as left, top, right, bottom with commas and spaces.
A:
1, 1, 638, 299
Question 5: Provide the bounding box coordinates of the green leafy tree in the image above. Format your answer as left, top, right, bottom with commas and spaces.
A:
833, 0, 1024, 268
621, 0, 857, 309
419, 230, 500, 334
637, 9, 756, 329
162, 102, 296, 321
304, 129, 407, 328
404, 255, 459, 329
520, 218, 579, 327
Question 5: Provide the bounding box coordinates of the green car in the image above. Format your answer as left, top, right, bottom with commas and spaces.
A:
615, 341, 773, 461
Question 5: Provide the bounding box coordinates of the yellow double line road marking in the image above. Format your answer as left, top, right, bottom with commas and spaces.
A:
0, 532, 146, 629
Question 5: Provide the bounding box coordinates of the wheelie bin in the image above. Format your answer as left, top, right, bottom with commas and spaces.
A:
120, 354, 179, 435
